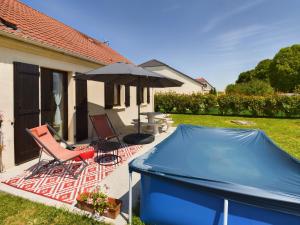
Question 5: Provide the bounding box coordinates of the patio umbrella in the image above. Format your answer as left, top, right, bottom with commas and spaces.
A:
76, 62, 183, 144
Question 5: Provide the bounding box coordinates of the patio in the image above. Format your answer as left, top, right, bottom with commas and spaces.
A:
0, 127, 175, 225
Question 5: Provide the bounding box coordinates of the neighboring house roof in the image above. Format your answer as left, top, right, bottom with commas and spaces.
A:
195, 77, 214, 89
0, 0, 130, 65
140, 59, 203, 87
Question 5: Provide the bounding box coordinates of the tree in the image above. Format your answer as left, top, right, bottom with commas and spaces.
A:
269, 44, 300, 92
226, 80, 274, 96
233, 44, 300, 93
254, 59, 272, 82
209, 87, 217, 95
236, 70, 255, 83
236, 59, 271, 84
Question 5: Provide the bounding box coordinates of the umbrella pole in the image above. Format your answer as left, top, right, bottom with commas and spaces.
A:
138, 77, 141, 134
138, 103, 141, 134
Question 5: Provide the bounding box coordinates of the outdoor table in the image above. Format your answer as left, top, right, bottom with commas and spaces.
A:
140, 112, 163, 123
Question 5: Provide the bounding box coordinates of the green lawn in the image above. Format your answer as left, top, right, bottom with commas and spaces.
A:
0, 192, 108, 225
171, 114, 300, 159
1, 115, 298, 225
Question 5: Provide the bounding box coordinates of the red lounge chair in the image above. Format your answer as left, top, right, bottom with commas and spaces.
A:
89, 114, 122, 164
26, 124, 91, 179
45, 123, 95, 161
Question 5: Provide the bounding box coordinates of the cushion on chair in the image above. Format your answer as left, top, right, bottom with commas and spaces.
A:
73, 146, 95, 161
31, 125, 48, 137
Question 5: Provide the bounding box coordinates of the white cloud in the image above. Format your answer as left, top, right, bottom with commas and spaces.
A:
202, 0, 266, 32
213, 25, 266, 52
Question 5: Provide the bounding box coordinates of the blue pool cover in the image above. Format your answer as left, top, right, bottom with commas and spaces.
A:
129, 124, 300, 216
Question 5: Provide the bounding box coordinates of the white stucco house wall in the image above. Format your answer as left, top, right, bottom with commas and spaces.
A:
0, 0, 153, 169
140, 59, 204, 94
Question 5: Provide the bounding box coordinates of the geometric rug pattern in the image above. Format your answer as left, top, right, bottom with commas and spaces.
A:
2, 144, 141, 205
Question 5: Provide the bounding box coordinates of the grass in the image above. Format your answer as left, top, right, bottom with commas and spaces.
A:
1, 115, 298, 225
171, 114, 300, 159
0, 191, 108, 225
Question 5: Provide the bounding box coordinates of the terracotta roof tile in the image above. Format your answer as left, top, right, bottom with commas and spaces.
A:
195, 77, 206, 83
0, 0, 130, 65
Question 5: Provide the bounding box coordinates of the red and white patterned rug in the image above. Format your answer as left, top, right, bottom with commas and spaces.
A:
2, 144, 141, 205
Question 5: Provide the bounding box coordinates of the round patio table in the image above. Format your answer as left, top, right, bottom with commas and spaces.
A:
140, 112, 163, 123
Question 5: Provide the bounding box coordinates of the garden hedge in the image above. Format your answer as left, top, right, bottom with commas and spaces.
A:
154, 92, 300, 117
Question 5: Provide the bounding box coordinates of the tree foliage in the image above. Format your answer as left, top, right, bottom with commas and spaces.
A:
236, 70, 255, 83
254, 59, 272, 82
294, 85, 300, 94
235, 44, 300, 93
269, 45, 300, 92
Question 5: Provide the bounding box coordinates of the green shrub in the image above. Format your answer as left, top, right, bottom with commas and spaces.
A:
225, 80, 274, 96
155, 92, 300, 117
294, 85, 300, 94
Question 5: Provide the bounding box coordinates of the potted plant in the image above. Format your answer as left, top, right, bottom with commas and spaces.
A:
76, 185, 122, 219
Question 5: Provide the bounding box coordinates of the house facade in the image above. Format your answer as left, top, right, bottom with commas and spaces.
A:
195, 77, 215, 94
0, 0, 153, 169
140, 59, 204, 94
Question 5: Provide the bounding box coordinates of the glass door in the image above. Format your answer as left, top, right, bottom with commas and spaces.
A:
41, 68, 68, 140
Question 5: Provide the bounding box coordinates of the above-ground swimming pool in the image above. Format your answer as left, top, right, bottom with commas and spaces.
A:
129, 124, 300, 225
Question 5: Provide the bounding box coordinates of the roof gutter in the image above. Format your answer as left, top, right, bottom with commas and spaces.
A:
0, 30, 106, 66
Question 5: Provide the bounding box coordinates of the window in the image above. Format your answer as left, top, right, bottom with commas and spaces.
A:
113, 84, 121, 106
137, 86, 149, 105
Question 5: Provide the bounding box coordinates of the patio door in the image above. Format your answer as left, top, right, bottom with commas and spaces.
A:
75, 76, 88, 141
41, 68, 68, 140
14, 62, 40, 165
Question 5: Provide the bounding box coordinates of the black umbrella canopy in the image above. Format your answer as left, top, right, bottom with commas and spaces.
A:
76, 62, 183, 145
76, 62, 183, 88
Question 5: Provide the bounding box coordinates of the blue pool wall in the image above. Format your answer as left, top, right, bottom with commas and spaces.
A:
140, 174, 300, 225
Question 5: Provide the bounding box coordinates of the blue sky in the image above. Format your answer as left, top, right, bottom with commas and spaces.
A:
22, 0, 300, 90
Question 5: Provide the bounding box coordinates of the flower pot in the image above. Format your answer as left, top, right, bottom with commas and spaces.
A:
76, 197, 122, 219
76, 200, 95, 213
103, 197, 122, 219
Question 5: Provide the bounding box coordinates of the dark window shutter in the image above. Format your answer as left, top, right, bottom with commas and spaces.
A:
13, 62, 40, 164
75, 74, 88, 141
105, 82, 114, 109
125, 85, 130, 107
147, 87, 150, 104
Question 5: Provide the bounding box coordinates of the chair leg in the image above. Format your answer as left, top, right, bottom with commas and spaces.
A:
117, 149, 120, 164
25, 150, 43, 179
61, 156, 88, 179
66, 156, 88, 179
116, 136, 122, 164
25, 151, 58, 179
60, 162, 77, 179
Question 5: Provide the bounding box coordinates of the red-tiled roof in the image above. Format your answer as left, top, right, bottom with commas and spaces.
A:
0, 0, 130, 65
195, 77, 207, 83
195, 77, 214, 89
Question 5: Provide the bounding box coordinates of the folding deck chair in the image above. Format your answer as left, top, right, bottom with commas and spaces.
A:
26, 124, 90, 179
89, 114, 122, 165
